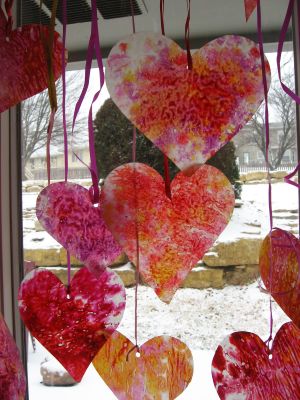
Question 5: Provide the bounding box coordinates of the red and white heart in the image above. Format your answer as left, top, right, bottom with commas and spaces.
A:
18, 267, 126, 382
106, 32, 270, 171
101, 163, 235, 303
93, 331, 193, 400
0, 313, 26, 399
259, 228, 300, 326
36, 182, 122, 274
0, 8, 64, 113
212, 322, 300, 399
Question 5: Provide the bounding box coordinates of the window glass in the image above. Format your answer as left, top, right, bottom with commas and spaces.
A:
20, 17, 296, 400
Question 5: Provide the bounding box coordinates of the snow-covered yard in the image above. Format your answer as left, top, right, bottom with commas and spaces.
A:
23, 181, 296, 399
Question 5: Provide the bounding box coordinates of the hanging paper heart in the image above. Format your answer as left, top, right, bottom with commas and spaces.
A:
244, 0, 258, 20
106, 33, 270, 171
0, 8, 64, 113
93, 331, 193, 399
36, 182, 122, 274
18, 266, 126, 382
259, 228, 300, 326
102, 163, 234, 303
212, 322, 300, 399
0, 313, 26, 399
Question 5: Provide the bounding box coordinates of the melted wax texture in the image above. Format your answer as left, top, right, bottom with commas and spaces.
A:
93, 332, 193, 400
18, 267, 126, 382
36, 182, 122, 274
102, 163, 234, 303
106, 33, 270, 171
0, 314, 26, 400
212, 322, 300, 399
0, 8, 64, 113
259, 228, 300, 327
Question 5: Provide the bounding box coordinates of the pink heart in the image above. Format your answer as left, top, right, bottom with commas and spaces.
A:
259, 228, 300, 327
36, 182, 122, 273
102, 163, 235, 303
18, 267, 126, 382
212, 322, 300, 399
0, 313, 26, 399
93, 331, 193, 400
106, 33, 270, 171
0, 9, 64, 113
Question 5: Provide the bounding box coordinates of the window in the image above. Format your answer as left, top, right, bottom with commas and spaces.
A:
1, 2, 298, 400
243, 152, 250, 165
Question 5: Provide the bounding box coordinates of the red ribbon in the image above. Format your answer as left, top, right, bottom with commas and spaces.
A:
185, 0, 193, 71
159, 0, 171, 199
4, 0, 13, 37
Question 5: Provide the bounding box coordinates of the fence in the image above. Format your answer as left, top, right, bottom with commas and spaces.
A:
33, 167, 91, 180
238, 163, 296, 174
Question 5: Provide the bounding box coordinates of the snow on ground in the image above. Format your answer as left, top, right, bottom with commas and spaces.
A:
24, 181, 295, 399
23, 181, 299, 249
28, 284, 289, 400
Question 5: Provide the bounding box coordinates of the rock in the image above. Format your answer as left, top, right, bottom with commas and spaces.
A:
270, 170, 287, 180
181, 266, 224, 289
115, 263, 136, 287
24, 248, 61, 267
234, 199, 243, 208
40, 358, 77, 386
239, 173, 247, 183
59, 248, 82, 266
45, 267, 81, 285
109, 252, 128, 267
224, 265, 259, 286
26, 185, 43, 193
203, 238, 263, 267
34, 220, 44, 232
243, 171, 267, 182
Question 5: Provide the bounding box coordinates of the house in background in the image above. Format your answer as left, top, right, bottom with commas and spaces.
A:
234, 122, 297, 172
25, 120, 297, 180
25, 145, 91, 180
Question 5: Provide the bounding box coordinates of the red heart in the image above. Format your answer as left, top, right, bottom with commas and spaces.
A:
0, 8, 64, 113
102, 163, 234, 303
36, 182, 122, 274
93, 331, 193, 399
212, 322, 300, 399
0, 313, 26, 399
106, 33, 270, 171
259, 228, 300, 327
18, 267, 126, 382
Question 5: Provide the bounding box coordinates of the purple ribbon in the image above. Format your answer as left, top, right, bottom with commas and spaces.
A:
72, 0, 105, 204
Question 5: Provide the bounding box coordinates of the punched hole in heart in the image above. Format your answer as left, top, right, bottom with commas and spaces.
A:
269, 354, 273, 360
135, 351, 141, 358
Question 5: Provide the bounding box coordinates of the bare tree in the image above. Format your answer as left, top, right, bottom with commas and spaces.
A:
21, 71, 86, 174
247, 66, 296, 170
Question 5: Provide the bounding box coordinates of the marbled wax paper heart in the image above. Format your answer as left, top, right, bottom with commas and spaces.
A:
102, 163, 234, 303
212, 322, 300, 399
106, 33, 270, 171
0, 313, 26, 399
18, 267, 126, 382
0, 8, 64, 113
93, 332, 193, 400
36, 182, 122, 274
259, 228, 300, 326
